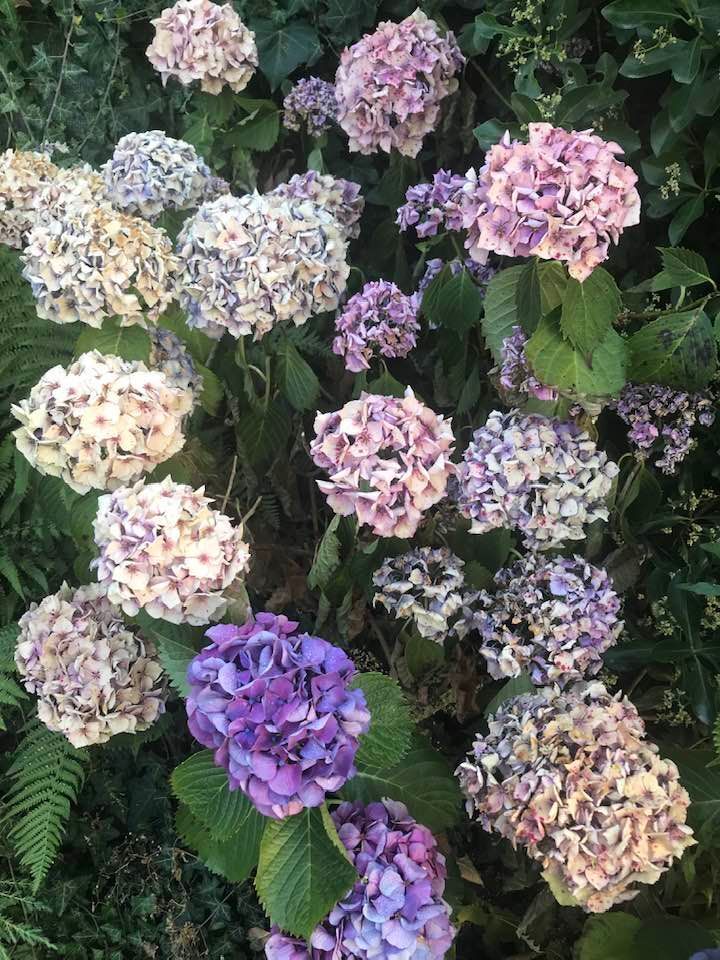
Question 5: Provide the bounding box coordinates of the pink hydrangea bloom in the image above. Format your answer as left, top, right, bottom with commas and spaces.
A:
332, 281, 420, 372
461, 123, 641, 281
335, 10, 464, 157
310, 388, 455, 538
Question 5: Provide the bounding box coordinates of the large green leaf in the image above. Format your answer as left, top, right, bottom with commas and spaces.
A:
135, 612, 204, 696
277, 340, 320, 412
484, 672, 534, 717
171, 750, 261, 839
176, 804, 263, 884
481, 265, 525, 362
422, 267, 484, 335
559, 268, 621, 354
352, 672, 412, 770
75, 318, 151, 363
307, 516, 341, 591
576, 913, 640, 960
655, 247, 715, 289
627, 309, 717, 389
236, 398, 292, 466
252, 19, 320, 90
255, 805, 357, 939
632, 919, 715, 960
664, 748, 720, 843
227, 98, 280, 152
602, 0, 682, 28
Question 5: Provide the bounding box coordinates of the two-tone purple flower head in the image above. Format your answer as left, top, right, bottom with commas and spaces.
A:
186, 612, 370, 818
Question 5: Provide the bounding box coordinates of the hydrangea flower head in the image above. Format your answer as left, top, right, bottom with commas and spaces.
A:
147, 0, 257, 94
397, 170, 465, 236
454, 554, 622, 683
265, 799, 455, 959
176, 193, 349, 340
271, 171, 364, 241
499, 326, 557, 402
148, 326, 204, 403
93, 476, 251, 625
102, 130, 228, 220
611, 382, 715, 474
283, 77, 339, 137
456, 410, 618, 549
461, 123, 641, 281
11, 350, 192, 494
332, 281, 420, 372
373, 546, 465, 642
457, 682, 695, 912
21, 201, 178, 328
186, 612, 370, 818
335, 10, 464, 157
310, 388, 455, 538
16, 583, 165, 748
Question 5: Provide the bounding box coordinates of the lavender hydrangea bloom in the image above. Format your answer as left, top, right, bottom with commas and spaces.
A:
418, 257, 496, 295
282, 78, 339, 137
265, 800, 455, 960
689, 951, 720, 960
148, 326, 203, 403
333, 281, 420, 372
499, 326, 557, 402
270, 171, 364, 241
456, 410, 619, 550
611, 382, 715, 474
396, 170, 465, 237
186, 612, 370, 819
454, 554, 622, 684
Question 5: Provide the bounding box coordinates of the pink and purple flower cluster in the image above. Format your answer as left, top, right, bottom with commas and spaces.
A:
396, 170, 465, 237
498, 326, 557, 402
270, 171, 364, 242
266, 799, 454, 960
186, 612, 370, 819
332, 281, 420, 372
282, 77, 339, 137
418, 257, 496, 295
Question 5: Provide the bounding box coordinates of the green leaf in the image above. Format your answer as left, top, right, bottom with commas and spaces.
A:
672, 36, 702, 84
366, 369, 407, 398
669, 194, 704, 245
404, 632, 445, 680
484, 672, 534, 717
422, 267, 483, 335
559, 268, 621, 354
195, 364, 224, 415
602, 0, 682, 28
236, 398, 291, 466
633, 919, 714, 960
677, 581, 720, 596
252, 19, 320, 90
75, 318, 151, 363
227, 99, 280, 152
481, 265, 526, 362
135, 613, 203, 696
653, 247, 715, 290
351, 672, 412, 769
516, 259, 542, 332
149, 437, 216, 486
340, 742, 461, 832
255, 806, 357, 939
171, 750, 262, 839
627, 309, 717, 389
576, 913, 640, 960
176, 804, 262, 884
157, 308, 214, 364
307, 516, 341, 591
539, 261, 568, 313
277, 340, 320, 412
663, 749, 720, 842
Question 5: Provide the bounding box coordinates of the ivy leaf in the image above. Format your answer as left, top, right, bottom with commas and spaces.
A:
307, 516, 341, 591
481, 265, 525, 362
236, 398, 292, 466
352, 672, 413, 770
252, 19, 320, 90
559, 268, 621, 354
176, 804, 263, 884
75, 318, 151, 363
255, 805, 357, 939
171, 750, 262, 839
134, 612, 203, 696
627, 309, 717, 389
277, 340, 320, 412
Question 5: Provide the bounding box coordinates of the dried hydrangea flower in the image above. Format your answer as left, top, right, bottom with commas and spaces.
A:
148, 326, 203, 402
265, 799, 455, 959
332, 281, 420, 373
176, 192, 349, 340
16, 582, 165, 748
270, 171, 364, 241
310, 388, 455, 538
373, 546, 465, 642
396, 170, 465, 236
11, 350, 192, 494
282, 77, 339, 137
21, 201, 178, 328
457, 682, 695, 912
498, 326, 557, 402
461, 123, 641, 281
454, 554, 622, 684
611, 382, 716, 475
93, 476, 251, 625
147, 0, 257, 95
186, 612, 370, 818
335, 10, 464, 157
456, 410, 618, 550
102, 130, 228, 221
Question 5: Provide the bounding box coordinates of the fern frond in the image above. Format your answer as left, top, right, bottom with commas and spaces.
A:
4, 724, 87, 891
0, 914, 55, 950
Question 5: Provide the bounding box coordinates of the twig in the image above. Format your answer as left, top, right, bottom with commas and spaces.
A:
43, 15, 76, 142
220, 455, 237, 512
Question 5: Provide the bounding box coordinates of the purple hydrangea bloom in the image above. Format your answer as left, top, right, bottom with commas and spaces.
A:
611, 382, 715, 474
186, 612, 370, 819
689, 951, 720, 960
332, 281, 420, 372
265, 800, 455, 960
282, 77, 339, 137
418, 257, 496, 295
397, 170, 465, 237
499, 326, 557, 402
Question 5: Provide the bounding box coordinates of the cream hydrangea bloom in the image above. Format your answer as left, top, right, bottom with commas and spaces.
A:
93, 476, 251, 625
12, 351, 192, 494
16, 583, 165, 748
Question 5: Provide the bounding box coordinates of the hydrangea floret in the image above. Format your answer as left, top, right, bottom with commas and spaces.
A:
102, 130, 228, 221
453, 554, 622, 684
457, 682, 695, 912
16, 583, 165, 748
270, 171, 365, 241
461, 123, 641, 281
11, 350, 192, 494
92, 476, 251, 625
335, 10, 464, 157
396, 170, 465, 237
455, 410, 618, 550
498, 326, 557, 402
373, 546, 466, 643
148, 326, 204, 403
21, 201, 178, 328
146, 0, 257, 94
611, 382, 716, 474
310, 388, 455, 538
176, 192, 349, 340
332, 281, 420, 373
265, 799, 455, 959
282, 77, 339, 137
186, 612, 370, 818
